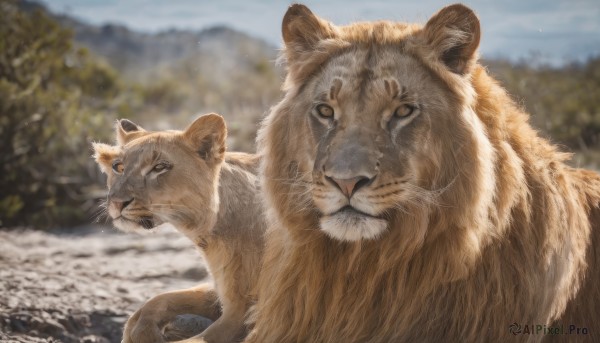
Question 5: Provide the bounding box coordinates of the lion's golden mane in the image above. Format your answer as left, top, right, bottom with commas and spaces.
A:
244, 4, 600, 342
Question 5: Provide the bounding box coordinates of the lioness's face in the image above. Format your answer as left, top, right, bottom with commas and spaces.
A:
94, 114, 226, 233
104, 139, 210, 232
266, 4, 481, 242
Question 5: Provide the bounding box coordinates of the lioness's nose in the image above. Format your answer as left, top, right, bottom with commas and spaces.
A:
113, 198, 134, 212
326, 175, 373, 198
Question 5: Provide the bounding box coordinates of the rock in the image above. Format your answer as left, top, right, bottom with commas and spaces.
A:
38, 318, 66, 335
81, 335, 111, 343
163, 314, 213, 341
116, 286, 128, 294
10, 313, 35, 332
180, 266, 208, 280
71, 313, 92, 329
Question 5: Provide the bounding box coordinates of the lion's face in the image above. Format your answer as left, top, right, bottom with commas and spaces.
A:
304, 50, 456, 241
261, 4, 484, 242
93, 114, 226, 233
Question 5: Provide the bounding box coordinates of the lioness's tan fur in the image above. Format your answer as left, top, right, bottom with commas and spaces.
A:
245, 4, 600, 342
93, 114, 265, 343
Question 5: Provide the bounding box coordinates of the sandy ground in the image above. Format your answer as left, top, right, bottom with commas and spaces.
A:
0, 225, 211, 343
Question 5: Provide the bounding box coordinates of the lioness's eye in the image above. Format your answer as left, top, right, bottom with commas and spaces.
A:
152, 162, 171, 173
112, 161, 124, 174
316, 104, 334, 119
393, 104, 416, 118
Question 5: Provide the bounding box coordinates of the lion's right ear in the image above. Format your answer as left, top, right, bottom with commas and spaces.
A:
92, 142, 119, 174
183, 113, 227, 166
282, 4, 335, 64
115, 119, 146, 145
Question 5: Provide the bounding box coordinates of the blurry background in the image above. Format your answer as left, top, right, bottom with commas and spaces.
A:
1, 0, 599, 229
1, 1, 599, 341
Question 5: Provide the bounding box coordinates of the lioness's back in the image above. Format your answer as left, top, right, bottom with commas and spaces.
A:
224, 152, 260, 174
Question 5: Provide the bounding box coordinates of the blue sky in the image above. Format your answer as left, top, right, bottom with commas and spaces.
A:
44, 0, 600, 64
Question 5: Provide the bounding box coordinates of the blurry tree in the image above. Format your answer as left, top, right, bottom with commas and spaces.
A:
0, 0, 121, 228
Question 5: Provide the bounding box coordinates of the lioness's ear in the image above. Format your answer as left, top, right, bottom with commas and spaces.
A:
282, 4, 335, 64
92, 142, 119, 174
423, 4, 480, 75
183, 113, 227, 166
115, 119, 146, 145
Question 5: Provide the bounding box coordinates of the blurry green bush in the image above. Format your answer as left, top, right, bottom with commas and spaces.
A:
489, 57, 600, 151
487, 58, 600, 167
0, 1, 121, 228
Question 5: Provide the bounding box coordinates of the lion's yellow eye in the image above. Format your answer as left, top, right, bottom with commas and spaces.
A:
394, 104, 416, 118
316, 104, 334, 119
112, 161, 124, 174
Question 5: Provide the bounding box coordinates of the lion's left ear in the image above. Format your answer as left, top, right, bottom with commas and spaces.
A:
423, 4, 481, 75
183, 113, 227, 166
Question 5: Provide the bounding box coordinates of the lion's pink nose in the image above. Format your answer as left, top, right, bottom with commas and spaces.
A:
326, 176, 372, 198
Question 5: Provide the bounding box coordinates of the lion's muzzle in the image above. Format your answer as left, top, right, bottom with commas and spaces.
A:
314, 129, 389, 241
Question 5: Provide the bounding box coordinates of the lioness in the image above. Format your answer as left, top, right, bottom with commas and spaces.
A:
245, 4, 600, 343
93, 114, 264, 343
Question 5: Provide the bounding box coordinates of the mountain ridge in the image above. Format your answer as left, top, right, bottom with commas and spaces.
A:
21, 0, 279, 81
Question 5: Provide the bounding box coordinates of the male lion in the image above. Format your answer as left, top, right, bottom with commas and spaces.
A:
246, 4, 600, 342
93, 114, 265, 343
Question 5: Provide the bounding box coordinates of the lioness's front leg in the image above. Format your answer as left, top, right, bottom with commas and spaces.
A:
122, 283, 221, 343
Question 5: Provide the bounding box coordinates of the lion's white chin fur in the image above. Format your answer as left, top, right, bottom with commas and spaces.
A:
320, 212, 388, 242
